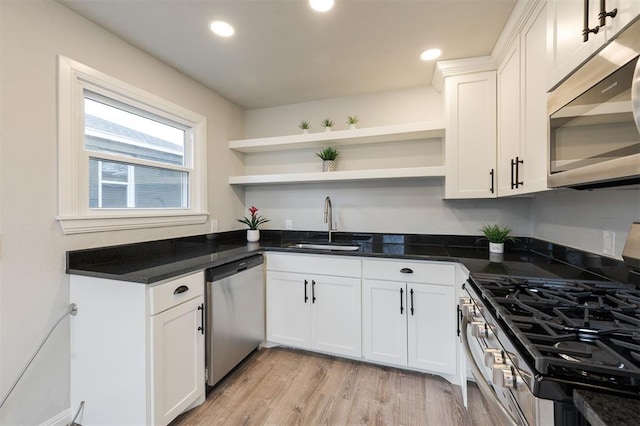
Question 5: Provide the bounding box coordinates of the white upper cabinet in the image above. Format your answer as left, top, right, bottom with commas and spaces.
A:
497, 0, 549, 196
443, 67, 498, 199
548, 0, 640, 90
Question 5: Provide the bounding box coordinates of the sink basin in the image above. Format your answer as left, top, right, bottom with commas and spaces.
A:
290, 243, 360, 251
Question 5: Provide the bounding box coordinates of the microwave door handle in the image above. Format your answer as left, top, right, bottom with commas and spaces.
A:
461, 315, 522, 426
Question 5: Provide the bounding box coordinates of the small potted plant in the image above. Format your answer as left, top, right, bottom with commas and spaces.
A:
238, 206, 270, 242
299, 120, 311, 134
346, 115, 360, 130
480, 224, 516, 254
321, 118, 334, 132
315, 146, 340, 172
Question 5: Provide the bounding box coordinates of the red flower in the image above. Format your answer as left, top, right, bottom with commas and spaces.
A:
248, 206, 258, 216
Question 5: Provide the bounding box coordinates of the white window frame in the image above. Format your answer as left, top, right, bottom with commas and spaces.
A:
57, 56, 208, 234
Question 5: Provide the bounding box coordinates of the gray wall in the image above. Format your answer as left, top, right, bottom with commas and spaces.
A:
0, 1, 244, 423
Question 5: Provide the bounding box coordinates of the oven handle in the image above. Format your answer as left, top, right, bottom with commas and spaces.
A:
461, 315, 522, 426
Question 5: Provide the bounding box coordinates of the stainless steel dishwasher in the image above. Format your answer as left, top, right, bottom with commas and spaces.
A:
205, 254, 264, 387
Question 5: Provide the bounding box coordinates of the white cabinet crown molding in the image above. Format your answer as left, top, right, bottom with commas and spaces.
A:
432, 56, 497, 92
491, 0, 544, 65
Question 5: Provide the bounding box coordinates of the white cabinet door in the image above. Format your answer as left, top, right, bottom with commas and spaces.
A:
604, 0, 640, 39
151, 295, 205, 426
547, 0, 605, 89
362, 279, 408, 365
444, 71, 497, 199
311, 275, 362, 357
497, 42, 522, 196
266, 271, 311, 348
520, 1, 549, 195
407, 283, 456, 375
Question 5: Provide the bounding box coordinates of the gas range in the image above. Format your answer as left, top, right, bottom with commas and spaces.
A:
459, 222, 640, 426
470, 274, 640, 397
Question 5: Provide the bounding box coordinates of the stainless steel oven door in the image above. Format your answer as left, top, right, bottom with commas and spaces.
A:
460, 293, 554, 426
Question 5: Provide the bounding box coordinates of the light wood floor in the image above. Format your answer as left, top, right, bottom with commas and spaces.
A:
172, 347, 502, 426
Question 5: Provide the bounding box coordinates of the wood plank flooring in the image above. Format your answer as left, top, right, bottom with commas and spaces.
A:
172, 347, 503, 426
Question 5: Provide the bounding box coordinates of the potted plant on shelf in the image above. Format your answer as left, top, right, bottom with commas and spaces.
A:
480, 224, 516, 254
321, 118, 334, 132
315, 146, 340, 172
299, 120, 311, 134
238, 206, 270, 242
346, 115, 360, 130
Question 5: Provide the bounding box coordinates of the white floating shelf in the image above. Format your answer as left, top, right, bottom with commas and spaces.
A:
229, 121, 445, 153
228, 166, 445, 186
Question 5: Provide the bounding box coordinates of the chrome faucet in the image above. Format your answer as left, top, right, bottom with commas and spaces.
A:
324, 196, 337, 242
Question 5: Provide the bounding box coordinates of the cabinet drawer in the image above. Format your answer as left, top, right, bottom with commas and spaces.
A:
362, 259, 455, 285
148, 271, 204, 315
266, 253, 361, 278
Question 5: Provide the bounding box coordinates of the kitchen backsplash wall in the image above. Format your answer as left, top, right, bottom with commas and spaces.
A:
245, 180, 533, 237
532, 189, 640, 259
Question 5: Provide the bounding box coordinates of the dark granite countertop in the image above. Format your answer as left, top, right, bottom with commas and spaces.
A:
67, 230, 632, 285
66, 230, 638, 422
574, 389, 640, 426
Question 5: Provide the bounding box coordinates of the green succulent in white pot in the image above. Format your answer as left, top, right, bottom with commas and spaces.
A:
315, 146, 340, 172
480, 224, 516, 254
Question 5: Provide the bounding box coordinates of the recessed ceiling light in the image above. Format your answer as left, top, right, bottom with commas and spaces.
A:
210, 20, 235, 38
420, 48, 442, 61
309, 0, 334, 12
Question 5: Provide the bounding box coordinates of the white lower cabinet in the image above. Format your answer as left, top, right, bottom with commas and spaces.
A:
266, 253, 361, 358
150, 296, 204, 425
362, 259, 457, 376
70, 271, 205, 426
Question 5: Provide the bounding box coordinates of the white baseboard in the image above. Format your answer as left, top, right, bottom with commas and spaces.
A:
40, 408, 72, 426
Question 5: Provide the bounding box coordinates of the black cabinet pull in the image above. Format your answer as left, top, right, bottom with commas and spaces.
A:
410, 288, 415, 316
174, 285, 189, 295
489, 169, 495, 194
312, 280, 316, 303
304, 280, 309, 303
197, 303, 204, 335
400, 288, 404, 314
510, 158, 516, 189
583, 0, 600, 42
598, 0, 617, 26
515, 156, 524, 188
400, 268, 413, 274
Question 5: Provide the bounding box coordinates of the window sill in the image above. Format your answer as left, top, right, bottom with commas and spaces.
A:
57, 212, 209, 235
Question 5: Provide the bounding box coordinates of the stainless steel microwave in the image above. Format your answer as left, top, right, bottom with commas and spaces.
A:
548, 18, 640, 190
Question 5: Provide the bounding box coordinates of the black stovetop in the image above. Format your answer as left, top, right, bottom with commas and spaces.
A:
471, 273, 640, 397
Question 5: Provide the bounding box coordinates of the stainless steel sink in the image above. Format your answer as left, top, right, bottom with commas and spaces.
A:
290, 243, 360, 251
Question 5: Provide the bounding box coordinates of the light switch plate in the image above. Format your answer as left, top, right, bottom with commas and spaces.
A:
285, 219, 293, 230
603, 231, 615, 256
210, 219, 218, 233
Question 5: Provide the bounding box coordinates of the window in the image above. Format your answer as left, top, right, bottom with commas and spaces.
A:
58, 56, 208, 234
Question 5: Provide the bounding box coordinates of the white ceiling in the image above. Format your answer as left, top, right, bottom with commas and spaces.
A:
59, 0, 517, 109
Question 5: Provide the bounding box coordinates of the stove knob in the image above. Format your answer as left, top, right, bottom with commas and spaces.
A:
484, 349, 504, 367
492, 365, 518, 389
460, 302, 475, 319
471, 321, 493, 338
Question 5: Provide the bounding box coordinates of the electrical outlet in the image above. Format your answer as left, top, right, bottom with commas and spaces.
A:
603, 231, 615, 256
285, 219, 293, 230
210, 219, 218, 233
